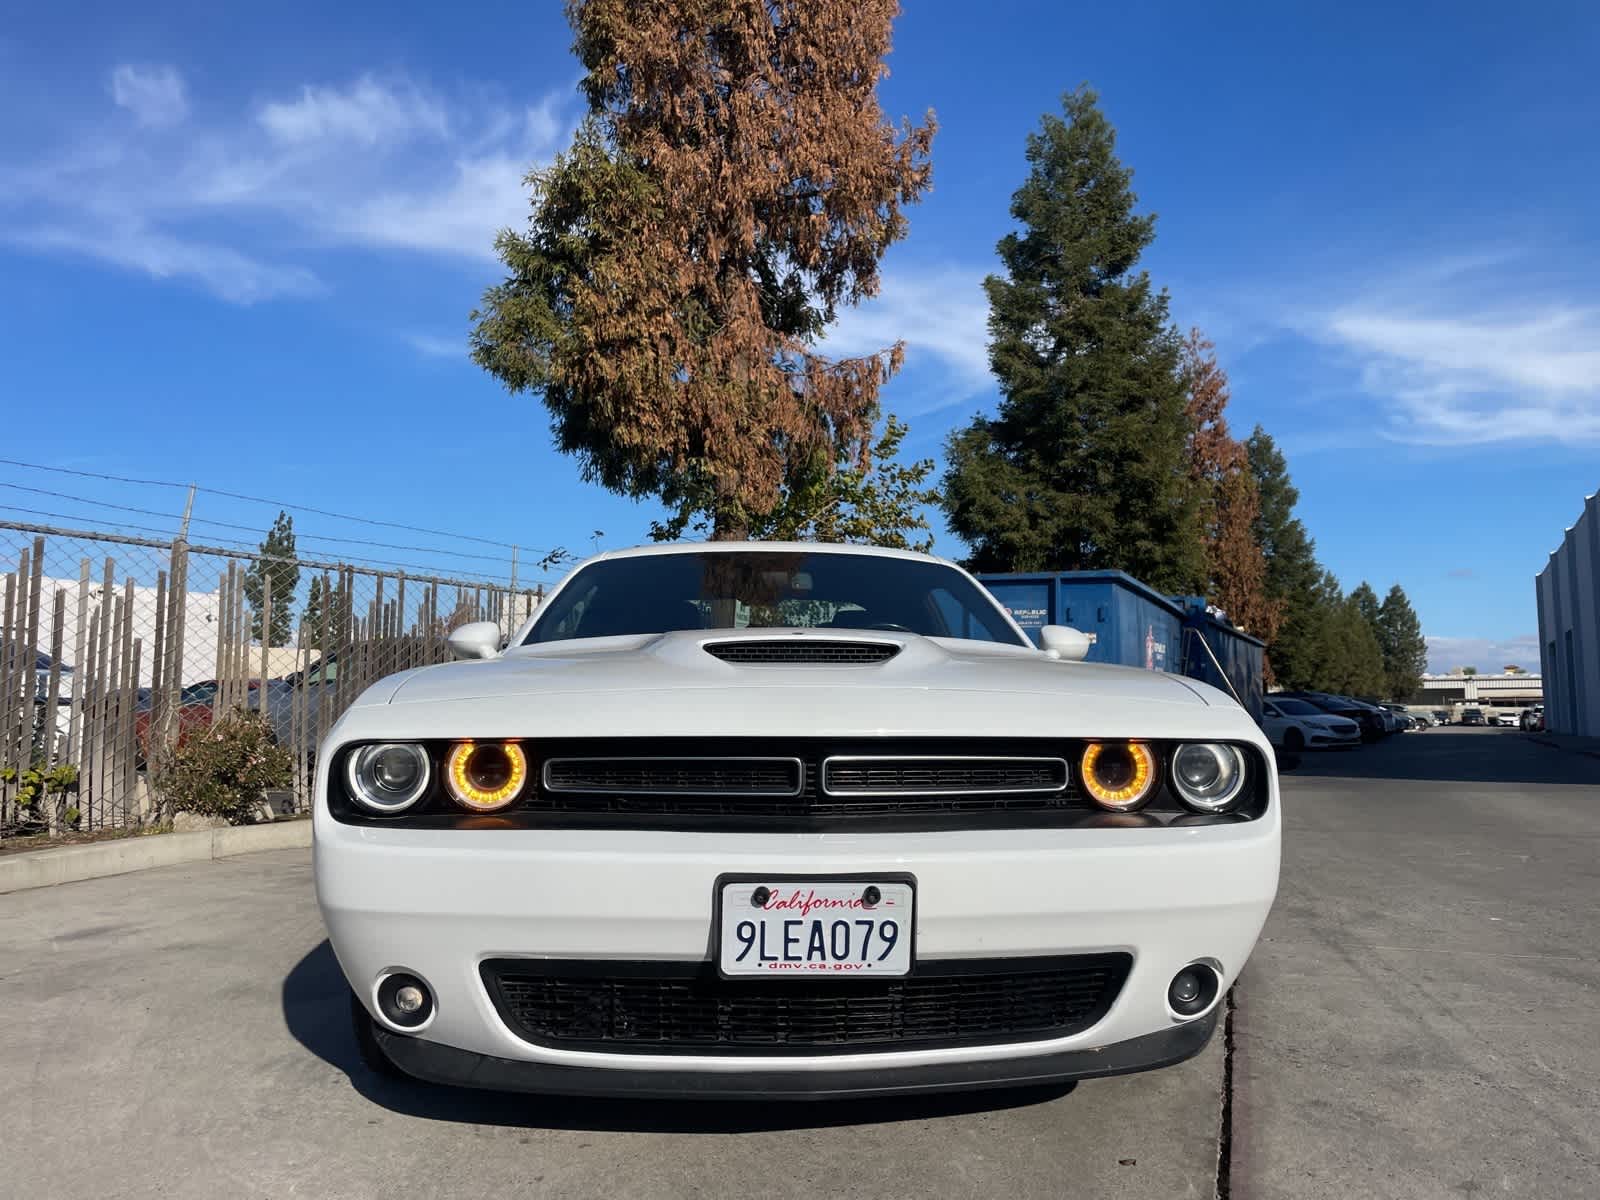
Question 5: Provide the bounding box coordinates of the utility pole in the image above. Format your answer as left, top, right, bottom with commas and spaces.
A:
178, 484, 197, 541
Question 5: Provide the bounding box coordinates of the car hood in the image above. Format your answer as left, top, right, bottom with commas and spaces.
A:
328, 629, 1260, 744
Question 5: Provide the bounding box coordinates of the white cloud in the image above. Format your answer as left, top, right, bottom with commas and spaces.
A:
258, 75, 449, 146
405, 332, 465, 358
1426, 633, 1541, 675
111, 64, 189, 128
3, 71, 571, 301
825, 267, 992, 404
334, 152, 532, 260
1297, 254, 1600, 447
13, 224, 321, 303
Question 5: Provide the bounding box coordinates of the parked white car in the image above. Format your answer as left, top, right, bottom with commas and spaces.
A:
1261, 697, 1361, 750
315, 542, 1281, 1099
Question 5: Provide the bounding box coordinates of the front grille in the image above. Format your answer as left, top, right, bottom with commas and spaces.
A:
483, 955, 1131, 1055
527, 740, 1092, 826
822, 756, 1068, 795
544, 757, 803, 796
704, 640, 900, 665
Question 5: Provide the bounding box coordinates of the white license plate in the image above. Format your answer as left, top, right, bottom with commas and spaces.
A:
718, 879, 914, 977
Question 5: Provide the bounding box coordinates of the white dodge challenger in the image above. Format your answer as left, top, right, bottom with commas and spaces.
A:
315, 542, 1280, 1099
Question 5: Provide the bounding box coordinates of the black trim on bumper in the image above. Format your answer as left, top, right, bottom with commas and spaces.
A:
371, 1009, 1218, 1101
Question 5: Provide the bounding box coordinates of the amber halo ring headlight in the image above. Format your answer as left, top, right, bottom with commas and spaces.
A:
444, 740, 528, 812
1079, 741, 1158, 811
346, 743, 431, 814
1170, 743, 1247, 813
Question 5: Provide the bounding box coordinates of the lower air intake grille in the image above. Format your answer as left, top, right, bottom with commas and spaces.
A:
482, 955, 1131, 1055
704, 640, 900, 665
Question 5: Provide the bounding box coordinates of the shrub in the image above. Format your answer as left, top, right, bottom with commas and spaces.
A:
1, 761, 78, 833
156, 709, 292, 824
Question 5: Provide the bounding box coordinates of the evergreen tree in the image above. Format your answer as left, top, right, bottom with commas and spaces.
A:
472, 0, 934, 538
1377, 584, 1428, 699
1320, 591, 1386, 698
651, 414, 939, 551
1349, 581, 1381, 636
941, 87, 1203, 592
243, 511, 300, 647
300, 576, 325, 646
1245, 427, 1321, 687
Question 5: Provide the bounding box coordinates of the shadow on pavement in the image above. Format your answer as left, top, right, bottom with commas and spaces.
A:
282, 939, 1074, 1132
1288, 728, 1599, 787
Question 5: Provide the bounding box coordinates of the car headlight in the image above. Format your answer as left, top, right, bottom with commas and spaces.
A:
444, 741, 528, 812
1079, 741, 1158, 811
1170, 743, 1247, 812
346, 743, 431, 814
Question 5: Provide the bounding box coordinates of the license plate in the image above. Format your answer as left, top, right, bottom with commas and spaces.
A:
717, 878, 914, 977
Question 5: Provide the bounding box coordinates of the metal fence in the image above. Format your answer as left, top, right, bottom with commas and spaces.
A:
0, 520, 540, 840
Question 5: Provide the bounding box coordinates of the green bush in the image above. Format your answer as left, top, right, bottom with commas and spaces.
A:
1, 764, 79, 832
156, 709, 292, 824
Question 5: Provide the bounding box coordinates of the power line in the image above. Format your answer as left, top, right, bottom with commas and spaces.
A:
0, 458, 188, 491
0, 479, 520, 564
0, 457, 560, 556
0, 481, 183, 524
0, 504, 526, 584
0, 503, 188, 541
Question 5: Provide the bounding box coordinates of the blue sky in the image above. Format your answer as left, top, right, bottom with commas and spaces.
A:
3, 0, 1597, 672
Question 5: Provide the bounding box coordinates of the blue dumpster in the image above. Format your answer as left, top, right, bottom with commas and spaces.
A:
977, 571, 1266, 719
1172, 597, 1266, 721
976, 571, 1184, 674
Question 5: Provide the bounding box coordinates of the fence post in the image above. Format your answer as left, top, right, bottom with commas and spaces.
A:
45, 588, 66, 835
158, 539, 187, 786
259, 572, 272, 727
0, 570, 15, 831
151, 569, 167, 740
66, 560, 89, 769
213, 570, 229, 718
118, 579, 135, 825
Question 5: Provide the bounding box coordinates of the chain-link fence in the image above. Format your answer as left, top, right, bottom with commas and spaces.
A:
0, 520, 540, 840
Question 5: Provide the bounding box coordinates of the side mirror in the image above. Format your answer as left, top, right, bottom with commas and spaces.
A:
1039, 624, 1091, 662
447, 621, 502, 661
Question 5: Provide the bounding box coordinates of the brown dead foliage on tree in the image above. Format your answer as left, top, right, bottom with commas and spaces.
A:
1182, 329, 1281, 642
473, 0, 935, 538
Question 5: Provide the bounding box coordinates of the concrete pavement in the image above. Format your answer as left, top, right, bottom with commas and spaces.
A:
2, 727, 1595, 1198
1234, 728, 1600, 1198
0, 850, 1222, 1200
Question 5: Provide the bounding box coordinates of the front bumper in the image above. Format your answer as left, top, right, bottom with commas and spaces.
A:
373, 1007, 1219, 1099
1308, 730, 1361, 747
316, 807, 1278, 1092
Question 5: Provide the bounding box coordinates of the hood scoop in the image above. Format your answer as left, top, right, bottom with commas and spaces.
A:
703, 639, 901, 665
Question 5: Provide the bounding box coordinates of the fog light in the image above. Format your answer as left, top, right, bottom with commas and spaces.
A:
376, 972, 434, 1028
1171, 971, 1201, 1005
394, 986, 425, 1014
1167, 963, 1220, 1018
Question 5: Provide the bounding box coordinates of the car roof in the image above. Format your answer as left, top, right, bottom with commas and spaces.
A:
580, 541, 960, 569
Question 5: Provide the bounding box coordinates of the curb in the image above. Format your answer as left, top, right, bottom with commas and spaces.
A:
0, 819, 311, 895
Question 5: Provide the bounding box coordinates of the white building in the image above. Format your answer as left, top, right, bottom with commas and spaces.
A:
1416, 672, 1542, 714
1536, 489, 1600, 737
36, 574, 225, 687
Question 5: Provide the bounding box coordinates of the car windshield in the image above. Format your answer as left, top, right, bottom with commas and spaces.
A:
526, 550, 1027, 646
1273, 699, 1326, 717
